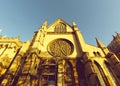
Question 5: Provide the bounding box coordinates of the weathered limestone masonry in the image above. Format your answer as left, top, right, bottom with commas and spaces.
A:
0, 19, 120, 86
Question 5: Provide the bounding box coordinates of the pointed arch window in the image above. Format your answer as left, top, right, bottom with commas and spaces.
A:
64, 61, 75, 86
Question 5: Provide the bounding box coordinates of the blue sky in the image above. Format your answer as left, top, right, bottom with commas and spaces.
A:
0, 0, 120, 46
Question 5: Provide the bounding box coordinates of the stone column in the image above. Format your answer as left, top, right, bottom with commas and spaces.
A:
70, 60, 79, 86
57, 59, 65, 86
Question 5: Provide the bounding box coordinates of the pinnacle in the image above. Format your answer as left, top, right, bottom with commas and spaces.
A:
95, 38, 105, 48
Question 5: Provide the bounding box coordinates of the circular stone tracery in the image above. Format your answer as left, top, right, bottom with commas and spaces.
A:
47, 39, 74, 57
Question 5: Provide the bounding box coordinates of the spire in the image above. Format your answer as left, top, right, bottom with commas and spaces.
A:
38, 20, 48, 31
41, 20, 48, 28
96, 38, 105, 48
96, 38, 109, 55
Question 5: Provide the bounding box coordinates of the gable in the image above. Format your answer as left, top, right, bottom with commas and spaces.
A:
47, 19, 73, 33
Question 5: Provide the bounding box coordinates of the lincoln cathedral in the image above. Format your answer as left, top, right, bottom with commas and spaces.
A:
0, 19, 120, 86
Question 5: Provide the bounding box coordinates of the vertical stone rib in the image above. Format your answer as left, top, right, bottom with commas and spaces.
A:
68, 59, 78, 86
57, 60, 65, 86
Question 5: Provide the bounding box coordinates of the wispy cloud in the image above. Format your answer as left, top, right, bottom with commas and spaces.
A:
0, 28, 7, 37
0, 29, 2, 33
3, 35, 7, 38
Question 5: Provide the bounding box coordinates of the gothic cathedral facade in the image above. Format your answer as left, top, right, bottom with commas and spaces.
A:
0, 19, 120, 86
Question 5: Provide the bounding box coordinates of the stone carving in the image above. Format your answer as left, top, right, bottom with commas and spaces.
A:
39, 29, 46, 45
48, 39, 73, 57
54, 22, 66, 33
39, 21, 47, 46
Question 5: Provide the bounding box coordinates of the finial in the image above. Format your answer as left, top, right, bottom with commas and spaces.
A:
112, 35, 116, 39
42, 20, 48, 26
115, 32, 120, 38
72, 21, 79, 30
72, 21, 77, 26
